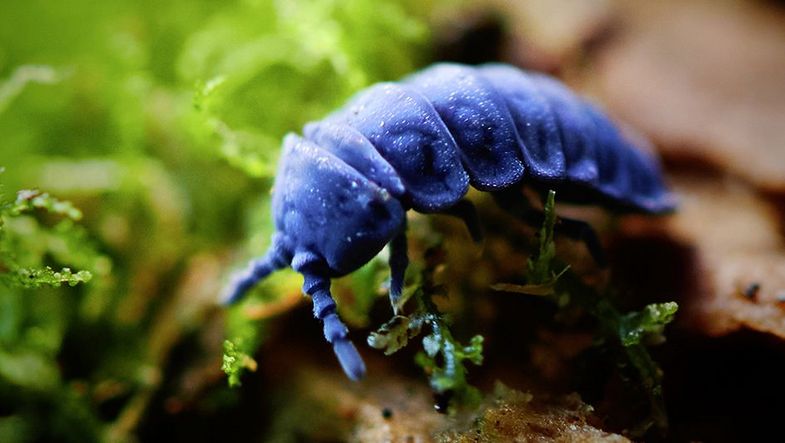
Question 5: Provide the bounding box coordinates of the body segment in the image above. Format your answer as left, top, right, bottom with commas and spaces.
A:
324, 82, 470, 212
223, 63, 676, 380
402, 64, 525, 191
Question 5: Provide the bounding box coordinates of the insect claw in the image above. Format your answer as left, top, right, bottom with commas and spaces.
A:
303, 270, 368, 379
388, 225, 409, 313
323, 312, 365, 379
332, 339, 366, 381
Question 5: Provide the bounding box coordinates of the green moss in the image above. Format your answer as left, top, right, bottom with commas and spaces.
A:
221, 339, 257, 388
369, 249, 485, 413
185, 0, 430, 179
0, 0, 458, 439
495, 190, 678, 435
0, 188, 95, 289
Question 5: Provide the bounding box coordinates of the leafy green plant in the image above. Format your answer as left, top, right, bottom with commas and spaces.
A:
369, 246, 485, 412
0, 189, 95, 289
185, 0, 430, 179
0, 178, 107, 442
0, 189, 93, 289
493, 190, 678, 435
221, 339, 257, 388
0, 0, 512, 440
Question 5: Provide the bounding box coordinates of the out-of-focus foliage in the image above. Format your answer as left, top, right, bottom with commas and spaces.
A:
187, 0, 430, 178
1, 189, 94, 288
221, 339, 257, 388
0, 182, 106, 442
0, 0, 442, 440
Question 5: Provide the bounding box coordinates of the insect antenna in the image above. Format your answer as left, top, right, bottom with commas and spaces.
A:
221, 240, 290, 305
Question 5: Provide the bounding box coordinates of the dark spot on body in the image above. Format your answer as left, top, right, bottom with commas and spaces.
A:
742, 282, 760, 300
382, 407, 393, 419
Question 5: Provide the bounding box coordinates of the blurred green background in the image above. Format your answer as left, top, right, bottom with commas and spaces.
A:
0, 0, 450, 440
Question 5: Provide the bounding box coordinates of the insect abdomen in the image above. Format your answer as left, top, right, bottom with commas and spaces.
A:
304, 63, 675, 214
320, 82, 470, 213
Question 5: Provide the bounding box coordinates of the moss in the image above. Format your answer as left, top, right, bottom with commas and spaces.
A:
369, 244, 485, 413
494, 190, 678, 435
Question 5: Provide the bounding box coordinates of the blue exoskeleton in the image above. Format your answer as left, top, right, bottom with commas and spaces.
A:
222, 63, 676, 381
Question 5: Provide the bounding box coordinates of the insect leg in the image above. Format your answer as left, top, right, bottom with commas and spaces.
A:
388, 223, 408, 315
441, 198, 483, 243
295, 252, 366, 380
492, 190, 608, 266
222, 238, 290, 305
551, 216, 608, 266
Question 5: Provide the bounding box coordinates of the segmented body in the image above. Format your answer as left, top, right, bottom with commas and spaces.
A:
223, 63, 675, 381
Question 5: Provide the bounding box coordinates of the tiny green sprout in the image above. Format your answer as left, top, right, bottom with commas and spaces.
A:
10, 267, 92, 289
619, 302, 679, 347
367, 314, 421, 355
0, 187, 95, 290
490, 190, 569, 297
221, 302, 267, 387
222, 340, 257, 388
528, 190, 560, 283
193, 76, 226, 112
415, 323, 483, 406
10, 190, 83, 220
